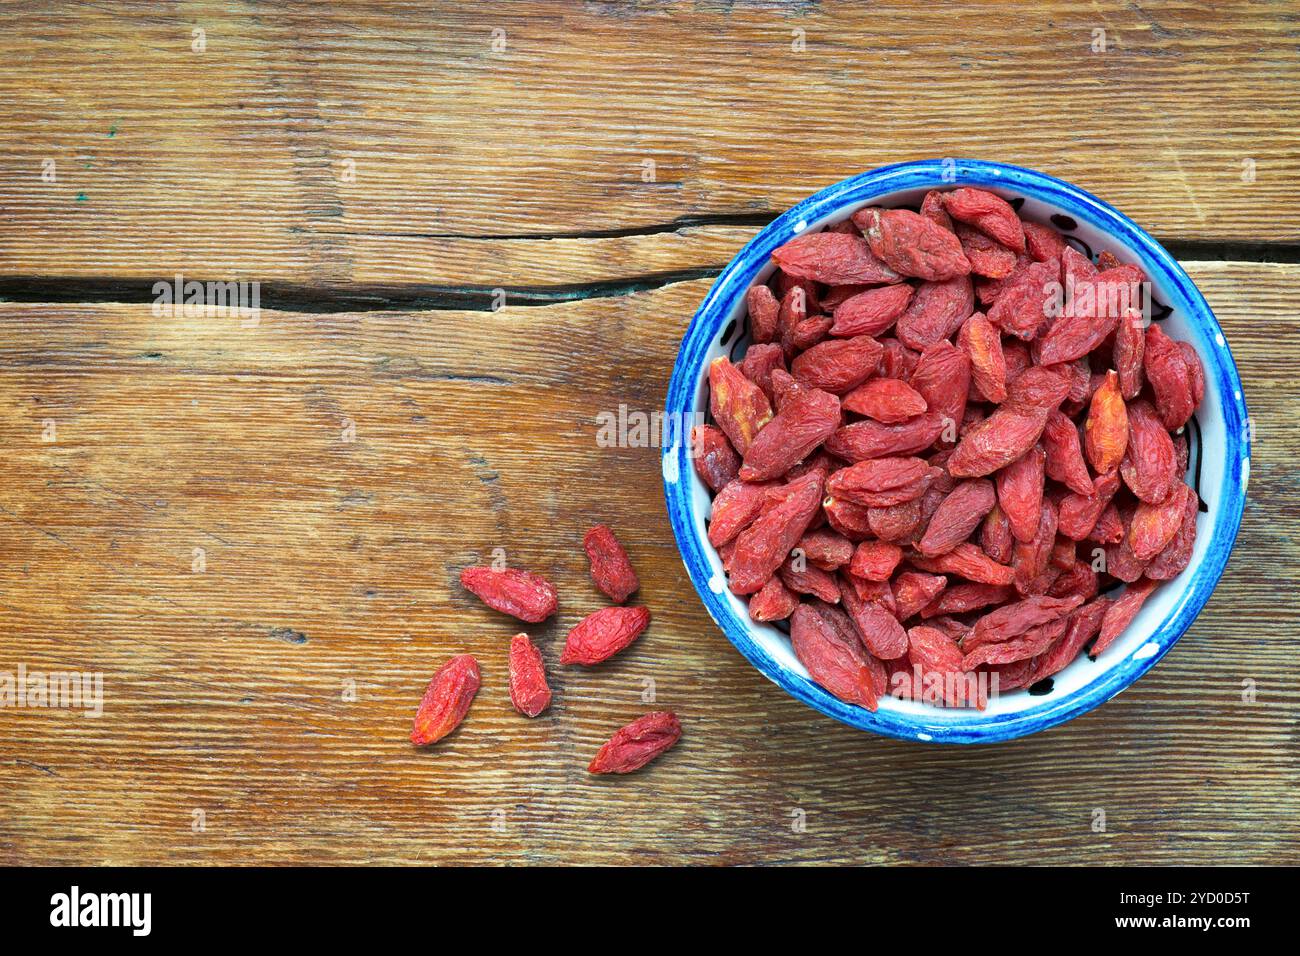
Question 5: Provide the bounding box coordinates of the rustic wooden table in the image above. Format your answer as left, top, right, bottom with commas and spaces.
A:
1, 1, 1297, 866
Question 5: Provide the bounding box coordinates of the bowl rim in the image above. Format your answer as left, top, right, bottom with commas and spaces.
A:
661, 158, 1250, 744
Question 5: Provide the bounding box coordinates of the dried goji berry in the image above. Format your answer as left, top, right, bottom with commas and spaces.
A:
981, 502, 1015, 564
461, 566, 559, 623
1005, 365, 1071, 413
823, 494, 876, 540
841, 377, 928, 423
1084, 370, 1128, 474
942, 187, 1027, 254
826, 411, 946, 462
746, 283, 781, 344
1029, 597, 1111, 681
1022, 221, 1067, 262
749, 575, 799, 622
561, 605, 651, 665
728, 472, 824, 594
988, 258, 1059, 340
826, 456, 936, 508
1092, 579, 1158, 656
780, 555, 842, 603
920, 582, 1013, 618
895, 275, 975, 351
709, 356, 773, 454
1144, 485, 1199, 580
1114, 308, 1146, 400
1120, 399, 1177, 504
948, 407, 1048, 478
839, 577, 909, 659
772, 230, 902, 285
1128, 481, 1194, 561
790, 602, 880, 710
893, 571, 949, 620
996, 444, 1045, 543
910, 541, 1016, 586
690, 424, 740, 492
963, 594, 1083, 653
1058, 469, 1121, 540
1042, 410, 1094, 496
790, 334, 885, 394
955, 222, 1018, 278
588, 711, 682, 774
738, 342, 787, 404
958, 311, 1007, 404
790, 314, 834, 351
962, 617, 1065, 669
855, 207, 971, 281
867, 497, 926, 543
917, 478, 997, 557
739, 385, 841, 482
909, 340, 971, 434
797, 528, 855, 570
849, 540, 904, 581
411, 654, 481, 746
1144, 324, 1197, 430
583, 524, 640, 603
830, 283, 915, 337
508, 634, 551, 717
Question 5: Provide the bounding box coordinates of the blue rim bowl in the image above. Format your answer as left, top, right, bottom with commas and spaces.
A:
662, 159, 1249, 744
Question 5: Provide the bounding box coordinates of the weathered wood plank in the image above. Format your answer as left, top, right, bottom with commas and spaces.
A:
0, 0, 1297, 291
0, 261, 1296, 865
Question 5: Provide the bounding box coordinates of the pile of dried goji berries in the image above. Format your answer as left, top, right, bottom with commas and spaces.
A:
695, 187, 1204, 711
410, 526, 682, 774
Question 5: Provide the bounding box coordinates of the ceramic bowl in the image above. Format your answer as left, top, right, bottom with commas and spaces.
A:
662, 159, 1249, 743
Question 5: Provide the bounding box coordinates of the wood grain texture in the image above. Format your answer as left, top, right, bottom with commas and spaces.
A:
1, 260, 1297, 866
1, 0, 1298, 292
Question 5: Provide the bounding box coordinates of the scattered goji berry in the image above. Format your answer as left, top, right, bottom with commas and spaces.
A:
561, 606, 651, 665
588, 711, 682, 774
461, 566, 559, 623
508, 634, 552, 718
411, 654, 480, 746
582, 527, 639, 605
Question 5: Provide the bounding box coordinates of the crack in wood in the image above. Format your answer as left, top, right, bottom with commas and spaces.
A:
0, 237, 1295, 314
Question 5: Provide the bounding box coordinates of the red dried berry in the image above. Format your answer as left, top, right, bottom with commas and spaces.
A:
411, 654, 480, 746
561, 606, 651, 665
508, 634, 551, 717
841, 377, 928, 423
728, 472, 824, 594
690, 424, 741, 492
1092, 579, 1158, 656
749, 576, 800, 622
942, 187, 1027, 254
790, 602, 880, 711
583, 525, 640, 603
771, 231, 902, 285
830, 283, 915, 338
709, 356, 773, 454
739, 385, 841, 482
588, 712, 682, 774
461, 566, 559, 623
855, 207, 971, 281
1084, 370, 1128, 474
958, 312, 1007, 403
